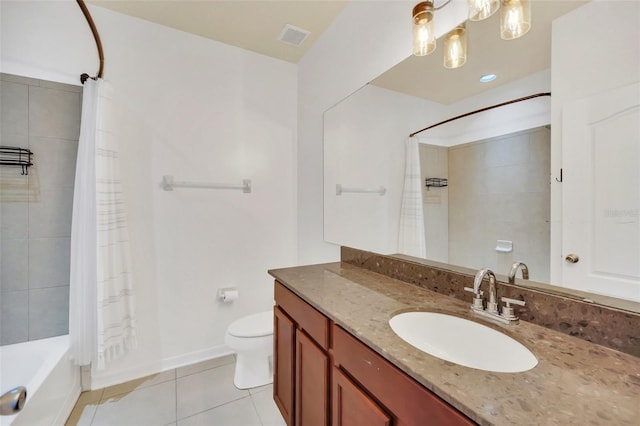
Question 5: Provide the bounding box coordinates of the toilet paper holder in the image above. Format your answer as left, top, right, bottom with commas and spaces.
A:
218, 287, 239, 302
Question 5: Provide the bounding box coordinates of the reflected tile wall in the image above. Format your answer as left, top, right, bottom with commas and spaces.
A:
448, 127, 551, 283
0, 73, 80, 345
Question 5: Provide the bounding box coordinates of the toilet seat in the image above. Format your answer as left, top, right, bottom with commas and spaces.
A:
228, 310, 273, 338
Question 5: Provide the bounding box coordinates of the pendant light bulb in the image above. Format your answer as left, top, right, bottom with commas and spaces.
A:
443, 24, 467, 69
500, 0, 531, 40
412, 1, 436, 56
468, 0, 499, 21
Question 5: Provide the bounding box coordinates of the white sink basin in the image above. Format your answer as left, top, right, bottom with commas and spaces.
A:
389, 312, 537, 373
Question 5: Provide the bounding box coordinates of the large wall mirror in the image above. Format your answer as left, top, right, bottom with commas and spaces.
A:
324, 0, 640, 310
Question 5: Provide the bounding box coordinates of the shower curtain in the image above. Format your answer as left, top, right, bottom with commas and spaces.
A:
69, 79, 136, 369
398, 137, 427, 258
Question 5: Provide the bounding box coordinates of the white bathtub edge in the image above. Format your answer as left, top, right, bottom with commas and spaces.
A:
53, 380, 81, 426
4, 336, 81, 426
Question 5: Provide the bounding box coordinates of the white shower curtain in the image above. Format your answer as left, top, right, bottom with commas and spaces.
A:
69, 79, 136, 369
398, 137, 427, 258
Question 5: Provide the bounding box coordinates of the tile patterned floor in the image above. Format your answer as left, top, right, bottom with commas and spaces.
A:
65, 355, 286, 426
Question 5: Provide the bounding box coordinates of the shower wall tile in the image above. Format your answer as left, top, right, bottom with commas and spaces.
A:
29, 137, 78, 189
28, 187, 74, 238
0, 73, 40, 87
28, 86, 81, 140
0, 201, 28, 238
1, 73, 80, 342
28, 285, 69, 340
0, 80, 29, 139
28, 237, 71, 289
448, 127, 550, 280
483, 132, 530, 167
1, 238, 28, 292
0, 290, 28, 345
529, 127, 551, 164
38, 79, 82, 93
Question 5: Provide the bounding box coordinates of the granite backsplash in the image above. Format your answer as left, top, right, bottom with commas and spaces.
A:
341, 246, 640, 358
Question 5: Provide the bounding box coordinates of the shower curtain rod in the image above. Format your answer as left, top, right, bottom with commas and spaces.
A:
77, 0, 104, 84
408, 92, 551, 138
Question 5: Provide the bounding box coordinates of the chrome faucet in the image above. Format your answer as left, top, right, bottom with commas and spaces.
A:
0, 386, 26, 415
508, 261, 529, 284
464, 267, 526, 324
473, 268, 498, 314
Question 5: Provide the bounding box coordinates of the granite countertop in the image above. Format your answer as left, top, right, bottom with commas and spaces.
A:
268, 262, 640, 426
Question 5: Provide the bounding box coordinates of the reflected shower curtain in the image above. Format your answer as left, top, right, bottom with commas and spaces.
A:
398, 137, 427, 258
69, 79, 136, 369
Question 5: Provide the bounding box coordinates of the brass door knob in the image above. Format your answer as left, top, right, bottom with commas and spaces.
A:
565, 254, 580, 264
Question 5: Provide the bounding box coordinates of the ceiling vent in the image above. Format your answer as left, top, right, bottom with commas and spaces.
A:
277, 24, 310, 47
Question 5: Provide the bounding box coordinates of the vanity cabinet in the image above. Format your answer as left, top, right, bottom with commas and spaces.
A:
274, 280, 473, 426
274, 282, 330, 426
332, 325, 474, 426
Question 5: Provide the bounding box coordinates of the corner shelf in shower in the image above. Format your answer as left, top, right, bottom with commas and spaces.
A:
425, 177, 448, 189
0, 146, 33, 175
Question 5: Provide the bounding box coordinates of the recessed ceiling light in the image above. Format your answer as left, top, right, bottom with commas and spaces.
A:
479, 74, 497, 83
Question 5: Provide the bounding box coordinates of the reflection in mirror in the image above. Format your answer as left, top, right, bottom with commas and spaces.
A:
420, 126, 550, 283
323, 0, 640, 310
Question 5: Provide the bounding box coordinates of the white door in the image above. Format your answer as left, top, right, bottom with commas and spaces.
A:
562, 82, 640, 302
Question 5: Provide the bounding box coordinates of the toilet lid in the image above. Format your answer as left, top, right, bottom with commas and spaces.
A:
228, 310, 273, 338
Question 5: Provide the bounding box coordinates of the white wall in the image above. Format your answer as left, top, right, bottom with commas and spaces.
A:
298, 0, 469, 263
1, 1, 297, 388
323, 84, 439, 253
549, 0, 640, 284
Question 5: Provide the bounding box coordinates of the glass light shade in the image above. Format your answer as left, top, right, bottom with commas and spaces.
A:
468, 0, 500, 21
412, 1, 436, 56
443, 25, 467, 69
500, 0, 531, 40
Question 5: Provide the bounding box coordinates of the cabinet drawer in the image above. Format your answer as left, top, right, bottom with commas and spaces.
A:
275, 281, 330, 350
333, 325, 474, 426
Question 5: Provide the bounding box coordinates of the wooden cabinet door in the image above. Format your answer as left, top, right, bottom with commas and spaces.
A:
295, 329, 329, 426
332, 366, 391, 426
274, 307, 295, 426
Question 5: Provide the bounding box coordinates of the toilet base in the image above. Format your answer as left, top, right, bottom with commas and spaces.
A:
233, 353, 273, 389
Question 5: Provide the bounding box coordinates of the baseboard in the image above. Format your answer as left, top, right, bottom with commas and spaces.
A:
160, 344, 235, 372
90, 344, 234, 390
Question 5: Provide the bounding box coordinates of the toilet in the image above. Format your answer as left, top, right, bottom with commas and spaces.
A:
225, 310, 274, 389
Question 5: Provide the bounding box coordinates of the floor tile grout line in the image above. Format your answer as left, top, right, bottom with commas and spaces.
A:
176, 393, 252, 423
174, 369, 178, 425
249, 392, 266, 426
87, 389, 104, 426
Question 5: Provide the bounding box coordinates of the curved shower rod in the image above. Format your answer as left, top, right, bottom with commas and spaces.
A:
409, 92, 551, 138
76, 0, 104, 84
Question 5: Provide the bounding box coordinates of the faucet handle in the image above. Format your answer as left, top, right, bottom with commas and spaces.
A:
464, 287, 485, 310
464, 287, 483, 296
501, 297, 526, 307
500, 297, 525, 322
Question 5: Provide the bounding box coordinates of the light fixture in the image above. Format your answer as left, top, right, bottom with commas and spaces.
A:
443, 24, 467, 69
500, 0, 531, 40
412, 1, 436, 56
479, 73, 497, 83
412, 0, 533, 68
468, 0, 499, 21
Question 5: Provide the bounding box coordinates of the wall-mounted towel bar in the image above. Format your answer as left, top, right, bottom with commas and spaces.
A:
162, 175, 251, 193
336, 184, 386, 196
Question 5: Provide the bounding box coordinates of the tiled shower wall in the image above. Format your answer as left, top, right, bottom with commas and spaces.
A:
448, 126, 551, 282
0, 73, 81, 345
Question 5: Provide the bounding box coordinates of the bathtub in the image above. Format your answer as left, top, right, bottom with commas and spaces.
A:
0, 335, 80, 426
